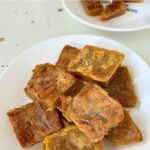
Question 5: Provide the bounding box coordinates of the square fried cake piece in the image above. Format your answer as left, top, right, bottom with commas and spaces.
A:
81, 0, 104, 16
68, 45, 125, 86
56, 45, 80, 72
7, 103, 62, 148
66, 83, 124, 143
100, 0, 126, 21
43, 125, 104, 150
108, 110, 143, 145
105, 66, 138, 107
25, 63, 76, 110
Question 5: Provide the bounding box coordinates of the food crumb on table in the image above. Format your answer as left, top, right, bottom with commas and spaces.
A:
58, 8, 64, 12
25, 11, 28, 14
0, 37, 5, 42
31, 20, 35, 24
1, 64, 8, 68
14, 10, 18, 14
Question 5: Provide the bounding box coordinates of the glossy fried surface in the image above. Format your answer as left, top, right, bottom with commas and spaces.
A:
43, 126, 104, 150
7, 103, 62, 148
68, 45, 124, 86
25, 63, 76, 110
67, 83, 124, 143
56, 45, 80, 72
81, 0, 104, 16
100, 0, 126, 21
108, 110, 143, 145
105, 66, 138, 107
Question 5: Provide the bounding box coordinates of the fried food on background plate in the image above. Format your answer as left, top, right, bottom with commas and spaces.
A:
56, 45, 80, 72
7, 103, 62, 148
124, 0, 143, 2
105, 66, 138, 107
108, 110, 143, 145
100, 0, 126, 21
43, 125, 104, 150
81, 0, 104, 16
68, 45, 125, 86
25, 63, 76, 111
67, 83, 124, 143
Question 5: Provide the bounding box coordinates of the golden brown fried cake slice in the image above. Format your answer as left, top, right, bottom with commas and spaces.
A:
105, 66, 138, 107
43, 125, 104, 150
108, 110, 143, 145
81, 0, 104, 16
7, 103, 62, 148
56, 45, 80, 72
25, 63, 76, 110
68, 45, 125, 86
67, 83, 124, 143
100, 0, 126, 21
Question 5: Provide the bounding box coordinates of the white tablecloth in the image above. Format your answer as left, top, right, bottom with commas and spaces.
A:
0, 0, 150, 74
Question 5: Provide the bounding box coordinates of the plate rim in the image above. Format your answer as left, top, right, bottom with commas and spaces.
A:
0, 34, 149, 81
1, 34, 150, 150
62, 0, 150, 32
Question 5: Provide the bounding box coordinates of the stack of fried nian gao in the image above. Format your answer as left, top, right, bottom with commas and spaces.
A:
81, 0, 143, 21
7, 45, 143, 150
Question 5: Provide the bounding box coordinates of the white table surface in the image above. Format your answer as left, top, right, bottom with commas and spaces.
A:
0, 0, 150, 75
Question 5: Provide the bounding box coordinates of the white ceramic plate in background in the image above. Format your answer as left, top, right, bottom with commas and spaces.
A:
62, 0, 150, 32
0, 34, 150, 150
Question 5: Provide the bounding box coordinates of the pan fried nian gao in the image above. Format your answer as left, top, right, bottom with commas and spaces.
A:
100, 0, 126, 21
7, 103, 62, 148
105, 66, 138, 107
56, 45, 80, 72
25, 63, 76, 110
68, 45, 124, 86
43, 126, 104, 150
81, 0, 104, 16
108, 110, 143, 145
67, 83, 124, 143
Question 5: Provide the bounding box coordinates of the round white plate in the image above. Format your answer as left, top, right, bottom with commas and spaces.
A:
0, 34, 150, 150
62, 0, 150, 32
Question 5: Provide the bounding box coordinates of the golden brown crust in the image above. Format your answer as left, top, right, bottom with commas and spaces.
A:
100, 0, 126, 21
105, 66, 138, 107
68, 45, 125, 86
67, 83, 124, 143
81, 0, 104, 16
57, 95, 73, 123
43, 125, 104, 150
108, 110, 143, 145
7, 103, 62, 148
56, 45, 80, 72
25, 63, 76, 110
